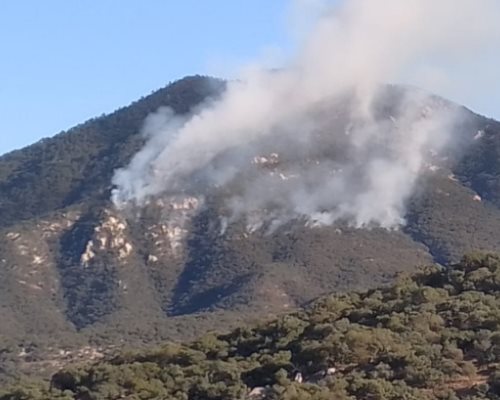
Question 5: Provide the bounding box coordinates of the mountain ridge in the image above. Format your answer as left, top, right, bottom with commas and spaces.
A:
2, 75, 500, 384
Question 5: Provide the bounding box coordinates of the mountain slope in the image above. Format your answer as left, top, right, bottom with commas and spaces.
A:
2, 76, 500, 383
0, 75, 225, 226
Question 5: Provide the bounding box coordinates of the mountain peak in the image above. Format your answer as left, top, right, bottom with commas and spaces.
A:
1, 76, 500, 384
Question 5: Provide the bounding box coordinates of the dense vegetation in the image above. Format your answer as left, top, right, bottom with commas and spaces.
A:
3, 253, 500, 399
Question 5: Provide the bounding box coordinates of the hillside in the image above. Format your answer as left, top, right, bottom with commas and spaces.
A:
2, 76, 500, 383
4, 253, 500, 399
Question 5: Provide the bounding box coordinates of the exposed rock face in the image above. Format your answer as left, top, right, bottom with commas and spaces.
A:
80, 210, 132, 266
143, 195, 201, 258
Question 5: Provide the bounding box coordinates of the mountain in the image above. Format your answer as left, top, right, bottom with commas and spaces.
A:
4, 253, 500, 399
1, 75, 500, 383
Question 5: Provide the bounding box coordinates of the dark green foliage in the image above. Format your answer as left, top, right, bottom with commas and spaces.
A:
5, 253, 500, 399
455, 119, 500, 207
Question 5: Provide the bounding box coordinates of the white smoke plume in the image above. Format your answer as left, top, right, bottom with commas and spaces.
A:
112, 0, 500, 229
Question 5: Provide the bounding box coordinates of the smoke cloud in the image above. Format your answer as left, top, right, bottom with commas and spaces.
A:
112, 0, 500, 229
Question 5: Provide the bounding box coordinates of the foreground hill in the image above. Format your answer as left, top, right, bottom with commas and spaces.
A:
2, 76, 500, 382
4, 253, 500, 399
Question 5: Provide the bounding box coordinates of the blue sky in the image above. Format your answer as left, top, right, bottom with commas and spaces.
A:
0, 1, 293, 155
1, 1, 499, 156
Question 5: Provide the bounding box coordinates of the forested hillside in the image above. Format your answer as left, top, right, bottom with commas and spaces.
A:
2, 76, 500, 387
4, 253, 500, 399
0, 76, 225, 227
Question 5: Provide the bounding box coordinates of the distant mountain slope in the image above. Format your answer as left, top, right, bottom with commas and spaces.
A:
1, 76, 500, 384
0, 75, 225, 226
